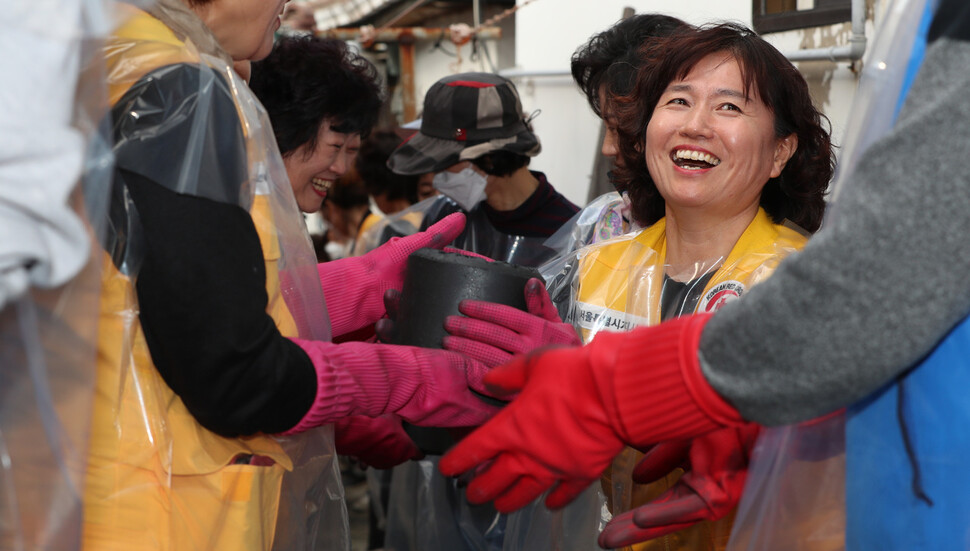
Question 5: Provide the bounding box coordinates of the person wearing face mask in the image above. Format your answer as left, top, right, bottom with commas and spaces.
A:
388, 72, 579, 268
381, 72, 579, 551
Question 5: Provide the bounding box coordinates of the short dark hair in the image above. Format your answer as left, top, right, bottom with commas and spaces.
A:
470, 151, 531, 177
571, 14, 691, 118
356, 129, 419, 204
612, 23, 834, 232
250, 36, 383, 158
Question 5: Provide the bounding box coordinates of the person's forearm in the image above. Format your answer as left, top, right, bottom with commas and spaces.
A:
127, 173, 317, 436
699, 33, 970, 425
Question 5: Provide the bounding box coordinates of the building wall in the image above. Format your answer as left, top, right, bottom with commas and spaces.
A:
395, 0, 897, 207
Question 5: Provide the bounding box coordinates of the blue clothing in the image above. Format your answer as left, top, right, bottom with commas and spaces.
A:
847, 315, 970, 548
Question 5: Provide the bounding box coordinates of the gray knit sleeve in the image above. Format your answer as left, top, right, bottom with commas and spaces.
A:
698, 34, 970, 426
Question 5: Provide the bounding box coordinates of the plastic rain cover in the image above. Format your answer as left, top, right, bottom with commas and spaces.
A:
542, 191, 642, 258
0, 0, 122, 548
726, 1, 934, 550
531, 212, 806, 550
368, 195, 564, 551
79, 5, 347, 551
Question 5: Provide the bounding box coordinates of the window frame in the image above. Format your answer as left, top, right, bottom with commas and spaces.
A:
752, 0, 852, 34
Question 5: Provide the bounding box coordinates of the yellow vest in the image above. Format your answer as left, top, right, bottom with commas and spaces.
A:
574, 208, 807, 551
83, 10, 300, 551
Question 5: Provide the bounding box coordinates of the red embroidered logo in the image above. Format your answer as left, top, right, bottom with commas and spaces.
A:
698, 280, 745, 313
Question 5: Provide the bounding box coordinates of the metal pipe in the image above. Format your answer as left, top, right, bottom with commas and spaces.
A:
399, 39, 417, 123
497, 68, 571, 78
782, 0, 867, 62
503, 0, 868, 78
318, 26, 501, 42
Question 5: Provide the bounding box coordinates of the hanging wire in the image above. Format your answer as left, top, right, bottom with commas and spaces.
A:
470, 0, 541, 35
476, 36, 498, 72
430, 32, 458, 57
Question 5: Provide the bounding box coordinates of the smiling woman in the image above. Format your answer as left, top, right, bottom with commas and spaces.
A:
250, 36, 383, 213
612, 23, 833, 234
560, 23, 835, 551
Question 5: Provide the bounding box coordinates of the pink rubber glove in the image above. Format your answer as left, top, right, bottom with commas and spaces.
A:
599, 423, 760, 548
283, 337, 499, 434
439, 314, 745, 514
334, 414, 423, 469
319, 212, 465, 337
442, 278, 582, 370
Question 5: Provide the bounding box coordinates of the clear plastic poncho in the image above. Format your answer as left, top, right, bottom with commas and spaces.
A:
0, 0, 121, 548
542, 191, 642, 257
81, 4, 346, 551
726, 0, 934, 549
361, 195, 562, 551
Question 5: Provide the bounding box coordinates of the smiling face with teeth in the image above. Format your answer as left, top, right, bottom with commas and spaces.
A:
283, 120, 361, 213
645, 52, 797, 224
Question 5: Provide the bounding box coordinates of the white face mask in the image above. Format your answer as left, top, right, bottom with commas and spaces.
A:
433, 166, 488, 211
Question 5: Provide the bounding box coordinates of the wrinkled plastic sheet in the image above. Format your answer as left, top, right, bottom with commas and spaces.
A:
727, 414, 846, 551
377, 195, 572, 550
356, 195, 559, 266
76, 5, 346, 550
726, 0, 934, 548
542, 191, 640, 257
1, 0, 120, 548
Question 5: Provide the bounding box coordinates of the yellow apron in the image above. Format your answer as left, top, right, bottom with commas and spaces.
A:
83, 195, 296, 551
82, 11, 305, 550
574, 208, 807, 551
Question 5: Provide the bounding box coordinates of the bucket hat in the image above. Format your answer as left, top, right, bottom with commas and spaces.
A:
387, 72, 541, 175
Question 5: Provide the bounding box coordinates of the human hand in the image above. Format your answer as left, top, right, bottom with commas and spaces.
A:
599, 424, 760, 548
439, 315, 741, 515
443, 278, 582, 371
319, 213, 465, 335
334, 414, 423, 469
439, 345, 625, 513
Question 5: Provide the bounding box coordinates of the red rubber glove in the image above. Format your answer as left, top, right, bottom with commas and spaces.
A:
598, 423, 760, 548
438, 314, 745, 514
282, 338, 499, 434
333, 414, 423, 469
442, 278, 582, 369
318, 212, 465, 337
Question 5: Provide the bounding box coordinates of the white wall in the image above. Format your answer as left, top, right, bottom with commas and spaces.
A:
511, 0, 751, 205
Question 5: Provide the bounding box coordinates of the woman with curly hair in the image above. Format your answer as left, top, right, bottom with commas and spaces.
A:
581, 22, 834, 551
